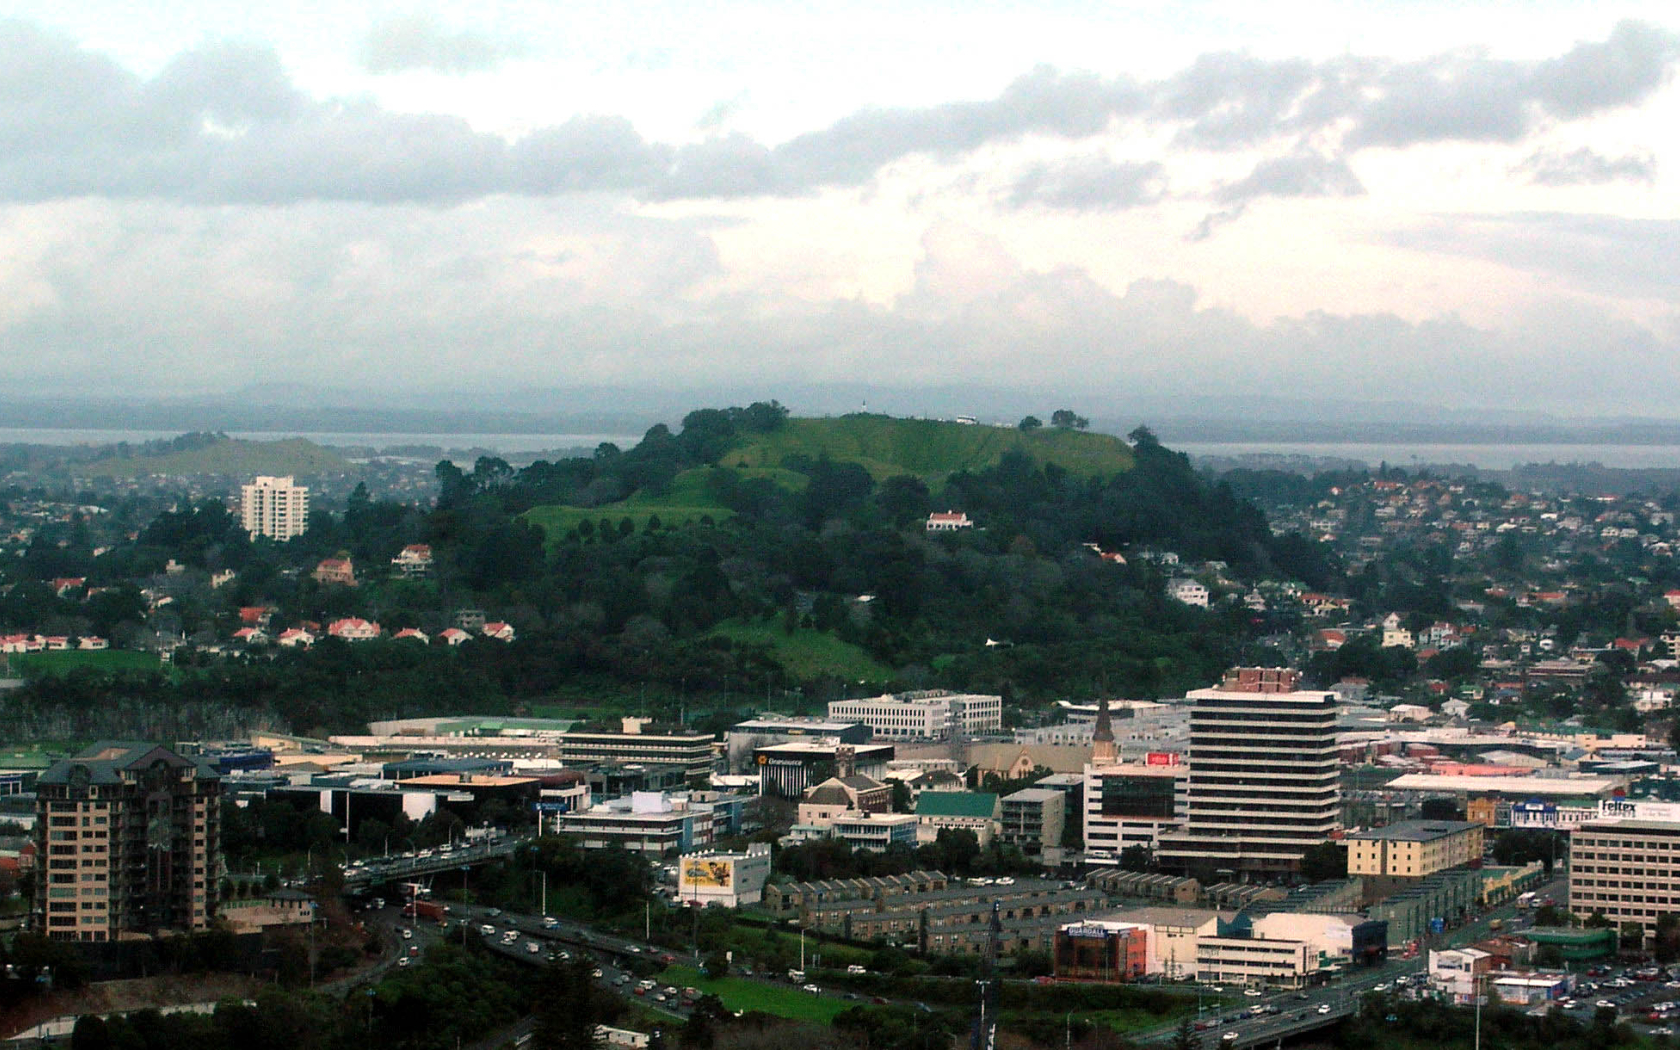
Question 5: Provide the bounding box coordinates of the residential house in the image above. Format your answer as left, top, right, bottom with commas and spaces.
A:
327, 618, 381, 642
312, 557, 357, 586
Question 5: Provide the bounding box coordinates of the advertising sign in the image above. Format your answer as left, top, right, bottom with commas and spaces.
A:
1063, 925, 1111, 940
682, 859, 733, 889
1144, 752, 1181, 766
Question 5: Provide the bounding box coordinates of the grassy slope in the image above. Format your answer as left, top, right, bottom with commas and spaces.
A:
661, 964, 854, 1024
524, 469, 742, 538
78, 437, 349, 478
708, 618, 894, 684
13, 650, 164, 676
722, 416, 1134, 482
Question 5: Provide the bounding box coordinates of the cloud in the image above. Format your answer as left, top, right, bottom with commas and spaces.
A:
1003, 154, 1165, 211
1387, 211, 1680, 303
359, 12, 523, 75
0, 18, 1672, 208
1191, 151, 1362, 239
1516, 146, 1657, 185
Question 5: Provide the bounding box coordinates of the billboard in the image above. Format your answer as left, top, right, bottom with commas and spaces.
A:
1063, 925, 1111, 939
1145, 752, 1181, 766
682, 858, 734, 889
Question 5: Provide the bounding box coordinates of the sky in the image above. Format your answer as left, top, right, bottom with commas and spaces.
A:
0, 2, 1677, 417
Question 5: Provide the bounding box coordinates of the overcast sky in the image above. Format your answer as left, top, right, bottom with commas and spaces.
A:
1, 2, 1677, 416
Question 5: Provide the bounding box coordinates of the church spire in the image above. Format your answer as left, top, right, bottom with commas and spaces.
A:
1092, 696, 1116, 765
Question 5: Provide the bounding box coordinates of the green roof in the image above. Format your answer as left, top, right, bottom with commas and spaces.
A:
916, 792, 998, 818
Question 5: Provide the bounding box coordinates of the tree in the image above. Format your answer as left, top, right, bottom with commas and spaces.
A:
1018, 416, 1042, 431
533, 956, 602, 1050
703, 951, 730, 980
1300, 841, 1348, 882
1171, 1016, 1200, 1050
1118, 845, 1151, 873
1050, 409, 1089, 430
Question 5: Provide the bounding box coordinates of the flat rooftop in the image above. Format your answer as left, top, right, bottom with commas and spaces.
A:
1347, 820, 1484, 842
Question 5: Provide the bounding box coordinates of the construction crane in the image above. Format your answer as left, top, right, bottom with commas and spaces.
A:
970, 901, 1002, 1050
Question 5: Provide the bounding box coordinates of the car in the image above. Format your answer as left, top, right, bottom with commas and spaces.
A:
506, 930, 520, 940
488, 909, 502, 917
1654, 1028, 1674, 1037
848, 964, 868, 975
1221, 1034, 1238, 1044
995, 877, 1014, 885
593, 969, 604, 979
1372, 982, 1390, 992
615, 976, 630, 986
1596, 1000, 1617, 1010
401, 928, 413, 940
1317, 1004, 1332, 1015
527, 942, 541, 954
1194, 1022, 1212, 1032
654, 995, 668, 1003
1244, 988, 1263, 997
479, 924, 496, 935
542, 917, 559, 928
803, 984, 821, 994
397, 957, 410, 968
871, 997, 888, 1005
1295, 992, 1310, 1001
633, 987, 647, 997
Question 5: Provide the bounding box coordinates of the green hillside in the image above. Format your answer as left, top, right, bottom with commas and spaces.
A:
709, 618, 894, 683
80, 436, 350, 478
722, 415, 1133, 481
523, 465, 807, 543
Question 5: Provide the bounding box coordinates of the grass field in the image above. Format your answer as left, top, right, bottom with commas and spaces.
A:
523, 467, 758, 544
661, 965, 855, 1024
724, 416, 1135, 482
13, 650, 164, 676
709, 619, 893, 683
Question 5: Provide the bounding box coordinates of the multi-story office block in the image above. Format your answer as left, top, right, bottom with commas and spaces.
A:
1346, 820, 1484, 878
35, 742, 221, 941
827, 691, 1002, 740
240, 475, 310, 540
1158, 669, 1340, 876
1569, 819, 1680, 938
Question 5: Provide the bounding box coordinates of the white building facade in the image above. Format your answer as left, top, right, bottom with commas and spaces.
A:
827, 691, 1003, 740
240, 475, 310, 541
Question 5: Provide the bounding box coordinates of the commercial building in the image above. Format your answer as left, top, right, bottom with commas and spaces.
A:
1054, 921, 1150, 981
676, 843, 772, 908
754, 741, 895, 798
725, 717, 872, 771
827, 691, 1003, 740
1569, 818, 1680, 938
1084, 760, 1186, 858
1000, 788, 1065, 858
555, 722, 717, 780
830, 812, 920, 851
1346, 820, 1485, 878
35, 742, 222, 941
916, 792, 1000, 845
240, 475, 310, 541
1428, 947, 1494, 1003
1157, 669, 1341, 877
550, 792, 715, 855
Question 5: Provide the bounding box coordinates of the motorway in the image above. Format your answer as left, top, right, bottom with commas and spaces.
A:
340, 836, 533, 891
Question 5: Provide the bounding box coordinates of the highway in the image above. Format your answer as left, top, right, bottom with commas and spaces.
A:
340, 836, 533, 891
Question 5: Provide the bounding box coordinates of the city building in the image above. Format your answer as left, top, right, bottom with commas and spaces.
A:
676, 843, 772, 907
550, 792, 714, 855
753, 741, 895, 798
1000, 788, 1066, 858
1346, 820, 1485, 878
1569, 818, 1680, 938
35, 742, 222, 941
827, 691, 1003, 741
1054, 920, 1150, 981
725, 717, 872, 772
240, 475, 310, 541
556, 721, 717, 779
798, 759, 892, 826
1157, 668, 1341, 877
915, 791, 1000, 845
830, 812, 920, 851
1084, 758, 1186, 859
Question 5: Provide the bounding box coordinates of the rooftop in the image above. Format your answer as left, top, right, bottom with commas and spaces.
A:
916, 791, 999, 818
1347, 820, 1484, 842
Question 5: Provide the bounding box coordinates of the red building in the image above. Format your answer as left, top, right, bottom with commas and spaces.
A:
1054, 921, 1149, 982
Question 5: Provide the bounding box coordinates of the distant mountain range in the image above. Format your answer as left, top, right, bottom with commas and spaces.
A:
4, 386, 1680, 445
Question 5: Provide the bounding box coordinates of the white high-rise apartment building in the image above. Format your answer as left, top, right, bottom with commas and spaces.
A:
241, 475, 310, 540
1157, 668, 1341, 877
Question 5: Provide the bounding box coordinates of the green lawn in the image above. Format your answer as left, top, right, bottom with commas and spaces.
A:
13, 649, 163, 676
661, 964, 855, 1024
708, 619, 893, 683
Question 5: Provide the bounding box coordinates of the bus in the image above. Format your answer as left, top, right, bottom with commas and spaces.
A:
1516, 892, 1537, 909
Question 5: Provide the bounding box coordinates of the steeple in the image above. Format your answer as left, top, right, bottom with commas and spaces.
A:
1091, 696, 1117, 765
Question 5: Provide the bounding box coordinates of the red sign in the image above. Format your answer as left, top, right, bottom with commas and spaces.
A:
1144, 752, 1180, 766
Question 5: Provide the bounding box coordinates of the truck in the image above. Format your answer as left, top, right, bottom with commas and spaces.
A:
403, 900, 447, 922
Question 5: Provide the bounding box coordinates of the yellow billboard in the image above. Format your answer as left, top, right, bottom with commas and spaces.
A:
682, 859, 734, 889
